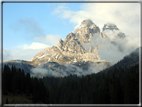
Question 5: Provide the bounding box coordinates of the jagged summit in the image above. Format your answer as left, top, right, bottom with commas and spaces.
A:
103, 23, 119, 31
102, 23, 126, 39
74, 19, 100, 36
81, 19, 94, 26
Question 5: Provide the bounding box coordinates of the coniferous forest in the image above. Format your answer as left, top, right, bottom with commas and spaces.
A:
2, 63, 139, 104
2, 65, 49, 104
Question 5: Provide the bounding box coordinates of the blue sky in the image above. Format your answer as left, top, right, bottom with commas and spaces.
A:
3, 3, 82, 49
2, 2, 141, 61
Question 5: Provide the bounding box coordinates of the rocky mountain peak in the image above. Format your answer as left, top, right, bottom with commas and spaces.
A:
31, 20, 125, 66
103, 23, 119, 31
58, 38, 63, 43
64, 32, 76, 43
102, 23, 126, 39
57, 38, 64, 50
81, 19, 94, 27
74, 19, 100, 36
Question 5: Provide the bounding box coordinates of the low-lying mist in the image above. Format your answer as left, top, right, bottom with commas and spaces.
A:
83, 32, 139, 65
30, 61, 110, 78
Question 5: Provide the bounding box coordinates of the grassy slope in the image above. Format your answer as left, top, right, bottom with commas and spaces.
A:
2, 93, 33, 104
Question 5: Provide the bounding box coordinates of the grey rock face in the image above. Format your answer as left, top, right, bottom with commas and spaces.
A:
64, 33, 76, 43
64, 39, 85, 54
103, 23, 119, 31
102, 23, 126, 39
57, 38, 64, 50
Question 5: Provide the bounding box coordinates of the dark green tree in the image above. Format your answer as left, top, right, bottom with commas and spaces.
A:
5, 98, 8, 104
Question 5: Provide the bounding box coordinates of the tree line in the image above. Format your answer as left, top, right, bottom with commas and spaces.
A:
42, 63, 139, 104
2, 63, 139, 104
2, 65, 49, 104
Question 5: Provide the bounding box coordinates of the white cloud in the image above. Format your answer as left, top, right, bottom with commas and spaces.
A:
52, 4, 68, 15
31, 67, 63, 78
23, 42, 48, 50
53, 3, 140, 46
3, 42, 49, 62
34, 35, 61, 46
2, 48, 13, 62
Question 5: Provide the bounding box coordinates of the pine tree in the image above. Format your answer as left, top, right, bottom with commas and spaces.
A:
5, 98, 8, 104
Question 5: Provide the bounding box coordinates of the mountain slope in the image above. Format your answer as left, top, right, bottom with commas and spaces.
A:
100, 46, 141, 73
112, 46, 140, 68
3, 60, 35, 73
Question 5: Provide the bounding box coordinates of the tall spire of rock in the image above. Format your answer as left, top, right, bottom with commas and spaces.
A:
57, 38, 64, 51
